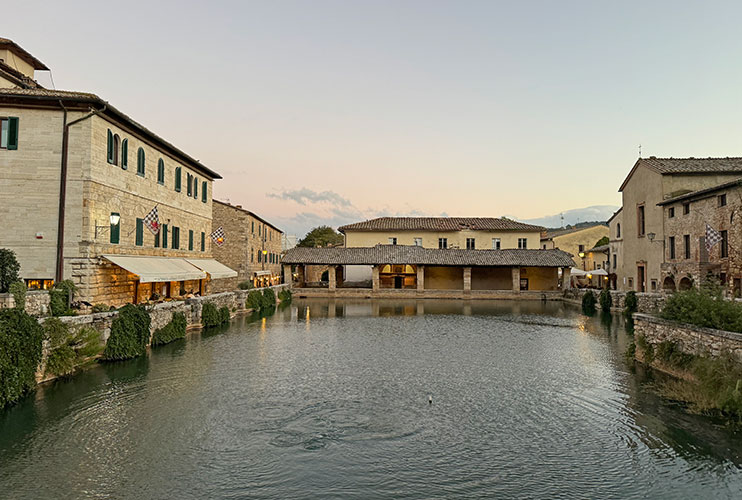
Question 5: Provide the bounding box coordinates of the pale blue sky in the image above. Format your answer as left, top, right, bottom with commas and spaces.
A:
7, 1, 742, 236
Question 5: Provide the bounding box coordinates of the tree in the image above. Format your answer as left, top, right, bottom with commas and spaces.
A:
297, 226, 343, 248
0, 249, 21, 293
593, 236, 609, 248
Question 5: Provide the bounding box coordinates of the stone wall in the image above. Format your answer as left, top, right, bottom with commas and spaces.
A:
563, 288, 665, 313
634, 313, 742, 361
0, 290, 51, 316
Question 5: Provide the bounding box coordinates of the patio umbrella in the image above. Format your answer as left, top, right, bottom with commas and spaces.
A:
570, 267, 588, 276
589, 269, 608, 276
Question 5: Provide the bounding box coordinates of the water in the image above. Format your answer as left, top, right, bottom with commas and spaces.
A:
1, 299, 742, 499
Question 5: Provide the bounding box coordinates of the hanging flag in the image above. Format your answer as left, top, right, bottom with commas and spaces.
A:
143, 205, 161, 235
705, 223, 722, 252
210, 227, 226, 247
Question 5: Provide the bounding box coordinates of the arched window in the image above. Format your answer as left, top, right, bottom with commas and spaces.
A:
201, 181, 207, 203
617, 223, 621, 238
121, 139, 128, 169
112, 134, 120, 166
174, 167, 182, 192
194, 176, 198, 199
137, 148, 146, 176
157, 158, 165, 185
107, 129, 114, 164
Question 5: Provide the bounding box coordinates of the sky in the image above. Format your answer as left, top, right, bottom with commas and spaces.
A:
7, 1, 742, 237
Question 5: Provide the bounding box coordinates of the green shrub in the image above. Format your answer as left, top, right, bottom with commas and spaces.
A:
238, 281, 254, 290
247, 290, 263, 311
152, 312, 187, 346
102, 304, 151, 361
0, 248, 21, 293
201, 302, 221, 328
261, 288, 276, 309
44, 319, 102, 377
624, 291, 638, 315
598, 288, 612, 312
660, 284, 742, 333
625, 342, 636, 364
219, 306, 231, 324
9, 281, 26, 310
636, 334, 654, 363
278, 288, 292, 304
50, 280, 77, 317
0, 309, 44, 408
655, 340, 695, 369
581, 290, 596, 313
91, 303, 110, 313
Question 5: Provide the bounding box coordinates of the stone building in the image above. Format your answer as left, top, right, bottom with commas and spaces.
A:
614, 157, 742, 292
0, 38, 235, 306
540, 223, 609, 268
607, 208, 623, 289
657, 178, 742, 296
211, 200, 284, 291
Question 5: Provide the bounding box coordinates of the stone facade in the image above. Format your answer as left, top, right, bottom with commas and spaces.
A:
211, 200, 283, 292
634, 313, 742, 361
563, 288, 665, 314
0, 290, 51, 316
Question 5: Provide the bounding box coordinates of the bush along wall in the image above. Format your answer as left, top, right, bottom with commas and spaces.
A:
624, 291, 638, 316
247, 291, 263, 311
44, 318, 102, 377
660, 283, 742, 333
278, 288, 292, 305
0, 309, 44, 408
581, 290, 596, 314
202, 302, 231, 328
599, 288, 612, 312
102, 304, 151, 361
50, 280, 78, 317
152, 312, 187, 346
261, 288, 276, 309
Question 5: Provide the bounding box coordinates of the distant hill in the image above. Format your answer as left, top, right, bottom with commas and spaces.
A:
511, 205, 619, 228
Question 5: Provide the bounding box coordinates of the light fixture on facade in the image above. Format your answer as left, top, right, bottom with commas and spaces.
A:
578, 252, 585, 258
95, 213, 121, 239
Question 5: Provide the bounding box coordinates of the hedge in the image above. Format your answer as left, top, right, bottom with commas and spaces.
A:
262, 288, 276, 309
152, 312, 187, 346
102, 304, 151, 361
581, 290, 596, 314
0, 309, 44, 408
599, 288, 612, 312
247, 290, 263, 311
44, 318, 101, 377
661, 285, 742, 333
624, 291, 638, 316
202, 302, 231, 328
278, 288, 292, 304
50, 280, 77, 317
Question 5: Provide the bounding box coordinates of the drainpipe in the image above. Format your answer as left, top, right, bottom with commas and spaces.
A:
55, 102, 106, 283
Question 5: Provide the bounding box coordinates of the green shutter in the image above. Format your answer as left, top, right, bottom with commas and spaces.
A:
194, 177, 198, 199
189, 230, 194, 251
202, 181, 207, 203
7, 117, 19, 150
154, 230, 160, 248
163, 224, 168, 249
121, 139, 128, 170
175, 167, 181, 192
201, 232, 205, 252
173, 227, 179, 249
158, 159, 164, 184
136, 218, 143, 246
186, 173, 192, 196
110, 212, 120, 244
107, 129, 113, 163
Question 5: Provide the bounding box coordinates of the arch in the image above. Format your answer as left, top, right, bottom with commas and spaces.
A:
112, 134, 120, 165
662, 276, 676, 292
121, 138, 128, 169
137, 148, 146, 176
157, 158, 165, 184
679, 277, 692, 290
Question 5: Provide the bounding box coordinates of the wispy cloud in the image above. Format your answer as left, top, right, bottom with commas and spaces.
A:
268, 188, 352, 207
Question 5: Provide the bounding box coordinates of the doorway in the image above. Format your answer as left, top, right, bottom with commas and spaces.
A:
637, 265, 645, 292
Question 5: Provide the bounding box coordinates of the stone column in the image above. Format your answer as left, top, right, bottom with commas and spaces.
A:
417, 265, 425, 291
562, 267, 571, 290
372, 265, 380, 291
328, 266, 337, 290
463, 267, 472, 291
283, 264, 293, 288
512, 267, 521, 292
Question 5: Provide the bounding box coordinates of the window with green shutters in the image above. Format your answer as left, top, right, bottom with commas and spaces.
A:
186, 173, 192, 196
137, 148, 145, 175
175, 167, 182, 192
201, 232, 205, 252
107, 129, 113, 163
121, 138, 128, 170
189, 230, 194, 251
110, 212, 120, 244
163, 224, 169, 249
0, 117, 19, 150
157, 158, 164, 184
172, 226, 180, 249
154, 230, 160, 248
201, 181, 207, 203
194, 177, 198, 199
135, 218, 144, 246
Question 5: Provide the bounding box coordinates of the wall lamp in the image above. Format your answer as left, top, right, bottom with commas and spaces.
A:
95, 213, 120, 239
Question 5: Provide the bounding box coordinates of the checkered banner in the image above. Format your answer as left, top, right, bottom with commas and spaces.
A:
143, 205, 161, 235
210, 226, 226, 247
705, 223, 722, 253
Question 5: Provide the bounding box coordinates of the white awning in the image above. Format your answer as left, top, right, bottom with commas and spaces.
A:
588, 268, 608, 276
102, 255, 206, 283
254, 270, 272, 276
184, 258, 238, 279
570, 267, 588, 276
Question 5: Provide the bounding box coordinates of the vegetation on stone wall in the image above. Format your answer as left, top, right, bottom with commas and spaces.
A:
9, 281, 26, 310
661, 283, 742, 333
262, 288, 276, 309
581, 290, 596, 314
0, 248, 21, 293
152, 312, 187, 346
247, 291, 263, 311
50, 280, 77, 317
624, 291, 638, 316
278, 288, 292, 304
92, 303, 113, 313
44, 319, 102, 377
599, 288, 612, 312
238, 281, 254, 290
202, 302, 231, 328
0, 309, 44, 408
593, 236, 609, 248
102, 304, 151, 361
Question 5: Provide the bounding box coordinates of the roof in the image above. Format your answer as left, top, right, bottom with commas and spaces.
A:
541, 223, 607, 241
0, 60, 43, 89
0, 87, 222, 180
338, 217, 544, 233
657, 178, 742, 206
606, 207, 622, 224
213, 200, 283, 233
619, 157, 742, 191
587, 244, 609, 253
0, 37, 49, 70
282, 245, 574, 267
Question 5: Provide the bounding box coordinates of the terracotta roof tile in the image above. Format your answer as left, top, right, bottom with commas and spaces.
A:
338, 217, 544, 233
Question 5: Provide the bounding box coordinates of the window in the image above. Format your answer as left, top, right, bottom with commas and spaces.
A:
651, 280, 657, 291
172, 226, 180, 249
612, 254, 617, 269
202, 181, 207, 203
721, 230, 729, 258
438, 238, 448, 249
194, 177, 198, 199
628, 278, 634, 289
414, 238, 423, 247
135, 218, 144, 246
251, 222, 255, 233
157, 158, 164, 184
719, 194, 727, 207
186, 173, 193, 196
136, 148, 146, 176
668, 236, 675, 259
258, 252, 261, 263
578, 244, 585, 252
668, 207, 675, 218
189, 230, 194, 251
684, 234, 691, 259
0, 117, 19, 150
259, 225, 262, 236
121, 139, 128, 170
616, 223, 621, 237
112, 134, 120, 165
683, 203, 690, 215
110, 212, 120, 244
637, 205, 645, 237
518, 238, 527, 249
154, 230, 160, 248
163, 224, 169, 249
466, 238, 475, 250
251, 248, 254, 262
106, 129, 113, 163
175, 167, 182, 192
492, 238, 501, 250
201, 232, 205, 252
388, 237, 397, 245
